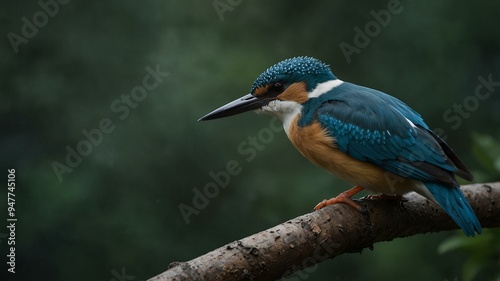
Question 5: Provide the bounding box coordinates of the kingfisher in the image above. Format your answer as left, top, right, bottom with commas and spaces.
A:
199, 56, 482, 237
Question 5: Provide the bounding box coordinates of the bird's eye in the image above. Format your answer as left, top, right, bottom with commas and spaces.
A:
271, 82, 284, 93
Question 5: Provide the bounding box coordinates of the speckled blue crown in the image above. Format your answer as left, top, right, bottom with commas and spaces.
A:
250, 56, 336, 93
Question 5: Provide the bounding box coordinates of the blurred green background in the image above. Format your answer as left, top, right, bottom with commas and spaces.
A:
1, 0, 500, 280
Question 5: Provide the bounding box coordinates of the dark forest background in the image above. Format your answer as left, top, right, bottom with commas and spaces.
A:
1, 1, 499, 280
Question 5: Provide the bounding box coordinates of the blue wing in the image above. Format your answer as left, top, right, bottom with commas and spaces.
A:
300, 82, 472, 184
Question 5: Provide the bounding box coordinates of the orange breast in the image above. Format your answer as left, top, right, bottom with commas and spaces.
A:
286, 116, 415, 194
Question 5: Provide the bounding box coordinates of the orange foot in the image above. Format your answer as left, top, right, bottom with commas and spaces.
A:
314, 186, 365, 211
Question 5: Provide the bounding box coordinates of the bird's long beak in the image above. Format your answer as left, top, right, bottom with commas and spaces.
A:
198, 94, 272, 121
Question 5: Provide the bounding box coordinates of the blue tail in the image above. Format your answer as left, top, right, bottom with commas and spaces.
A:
424, 182, 482, 237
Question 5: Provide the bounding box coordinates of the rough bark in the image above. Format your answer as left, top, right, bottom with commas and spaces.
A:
148, 182, 500, 281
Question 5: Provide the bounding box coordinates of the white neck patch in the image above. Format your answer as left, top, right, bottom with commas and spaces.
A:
256, 100, 302, 137
308, 79, 344, 98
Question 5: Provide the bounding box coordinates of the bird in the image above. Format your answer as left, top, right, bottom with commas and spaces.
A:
198, 56, 482, 237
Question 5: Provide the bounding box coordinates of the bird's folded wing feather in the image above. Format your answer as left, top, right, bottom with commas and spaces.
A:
313, 83, 469, 185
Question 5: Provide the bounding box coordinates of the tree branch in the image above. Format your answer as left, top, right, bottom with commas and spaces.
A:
148, 182, 500, 281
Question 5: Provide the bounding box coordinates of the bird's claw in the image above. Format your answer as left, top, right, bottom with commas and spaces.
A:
313, 195, 363, 212
314, 185, 365, 211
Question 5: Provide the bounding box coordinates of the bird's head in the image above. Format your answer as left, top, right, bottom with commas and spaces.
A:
198, 56, 338, 122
